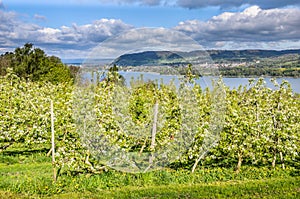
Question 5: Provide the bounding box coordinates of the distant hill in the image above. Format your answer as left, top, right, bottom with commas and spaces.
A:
207, 49, 300, 62
113, 51, 183, 66
112, 49, 300, 66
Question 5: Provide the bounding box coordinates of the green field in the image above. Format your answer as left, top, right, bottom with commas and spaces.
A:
0, 150, 299, 198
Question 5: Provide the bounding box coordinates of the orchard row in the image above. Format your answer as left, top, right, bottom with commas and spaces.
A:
0, 71, 299, 174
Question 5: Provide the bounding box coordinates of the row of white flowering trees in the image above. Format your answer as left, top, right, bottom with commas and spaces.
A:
206, 79, 299, 172
0, 71, 299, 174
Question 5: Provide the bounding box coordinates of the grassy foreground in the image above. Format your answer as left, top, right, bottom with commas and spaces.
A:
0, 177, 299, 199
0, 151, 299, 198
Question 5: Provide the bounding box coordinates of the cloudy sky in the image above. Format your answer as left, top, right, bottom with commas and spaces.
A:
1, 0, 300, 59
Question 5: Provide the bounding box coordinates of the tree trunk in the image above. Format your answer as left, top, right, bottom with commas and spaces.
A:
235, 152, 243, 173
272, 152, 276, 168
191, 150, 208, 173
139, 138, 147, 155
279, 151, 285, 169
47, 148, 52, 157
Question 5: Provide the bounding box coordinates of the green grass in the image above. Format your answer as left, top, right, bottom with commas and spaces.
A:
0, 177, 299, 199
88, 178, 300, 199
0, 151, 299, 198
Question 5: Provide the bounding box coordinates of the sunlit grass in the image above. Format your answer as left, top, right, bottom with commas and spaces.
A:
0, 151, 299, 198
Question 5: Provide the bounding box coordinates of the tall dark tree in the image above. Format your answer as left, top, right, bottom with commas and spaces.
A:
0, 43, 77, 83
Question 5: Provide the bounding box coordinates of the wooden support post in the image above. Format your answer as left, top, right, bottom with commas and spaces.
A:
50, 100, 57, 182
147, 103, 159, 170
150, 103, 159, 151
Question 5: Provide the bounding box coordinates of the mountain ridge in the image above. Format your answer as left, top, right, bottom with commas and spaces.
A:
112, 49, 300, 66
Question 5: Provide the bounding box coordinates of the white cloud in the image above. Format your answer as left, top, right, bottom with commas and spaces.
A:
176, 0, 300, 9
86, 27, 204, 61
4, 0, 300, 9
174, 6, 300, 49
0, 10, 133, 57
34, 14, 47, 21
95, 0, 300, 9
1, 5, 300, 58
96, 0, 174, 6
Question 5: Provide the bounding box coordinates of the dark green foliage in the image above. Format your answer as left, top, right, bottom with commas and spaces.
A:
183, 63, 200, 83
0, 43, 76, 83
220, 67, 300, 77
129, 81, 157, 123
106, 64, 125, 85
209, 49, 300, 61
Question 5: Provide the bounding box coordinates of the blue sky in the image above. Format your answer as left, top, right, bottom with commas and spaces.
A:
5, 3, 219, 28
1, 0, 300, 58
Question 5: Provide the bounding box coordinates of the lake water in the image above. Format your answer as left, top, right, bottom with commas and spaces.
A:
118, 71, 300, 93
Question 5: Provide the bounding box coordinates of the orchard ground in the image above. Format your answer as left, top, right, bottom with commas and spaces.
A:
0, 148, 299, 198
